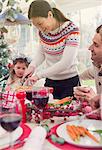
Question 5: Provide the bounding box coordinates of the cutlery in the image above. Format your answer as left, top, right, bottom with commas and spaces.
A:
77, 108, 100, 123
20, 75, 29, 86
0, 138, 28, 148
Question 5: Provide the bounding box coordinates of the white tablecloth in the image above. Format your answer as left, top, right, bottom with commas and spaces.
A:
18, 117, 66, 150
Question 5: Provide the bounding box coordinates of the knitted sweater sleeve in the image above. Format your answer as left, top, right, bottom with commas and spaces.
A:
29, 44, 45, 68
36, 45, 78, 79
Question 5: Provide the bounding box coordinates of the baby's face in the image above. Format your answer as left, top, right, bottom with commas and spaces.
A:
13, 62, 27, 78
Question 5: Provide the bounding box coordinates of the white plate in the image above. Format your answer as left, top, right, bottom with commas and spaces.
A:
57, 119, 102, 148
0, 126, 23, 149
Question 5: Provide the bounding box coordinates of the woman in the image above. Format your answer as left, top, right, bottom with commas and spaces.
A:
23, 0, 80, 99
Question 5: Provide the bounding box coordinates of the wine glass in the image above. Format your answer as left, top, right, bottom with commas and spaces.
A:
26, 91, 32, 101
32, 88, 49, 121
32, 88, 49, 108
0, 92, 22, 149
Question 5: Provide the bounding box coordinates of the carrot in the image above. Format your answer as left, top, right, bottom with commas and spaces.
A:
66, 125, 78, 141
54, 97, 72, 105
71, 125, 80, 139
66, 125, 99, 143
83, 127, 99, 143
67, 129, 77, 141
77, 126, 86, 137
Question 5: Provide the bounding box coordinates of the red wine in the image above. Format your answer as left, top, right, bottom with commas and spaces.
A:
33, 97, 49, 109
0, 114, 22, 132
26, 91, 32, 101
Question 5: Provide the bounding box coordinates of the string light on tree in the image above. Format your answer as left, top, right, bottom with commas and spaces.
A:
0, 27, 10, 79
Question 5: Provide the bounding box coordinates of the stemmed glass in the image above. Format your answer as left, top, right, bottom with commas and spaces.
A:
26, 91, 32, 101
32, 88, 49, 121
0, 92, 22, 149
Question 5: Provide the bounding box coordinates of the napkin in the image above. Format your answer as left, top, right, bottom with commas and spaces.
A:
23, 126, 47, 150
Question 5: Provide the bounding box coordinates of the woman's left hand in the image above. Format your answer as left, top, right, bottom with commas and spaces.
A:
24, 75, 39, 85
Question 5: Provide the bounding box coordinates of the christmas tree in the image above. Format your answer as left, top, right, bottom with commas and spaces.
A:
0, 27, 10, 79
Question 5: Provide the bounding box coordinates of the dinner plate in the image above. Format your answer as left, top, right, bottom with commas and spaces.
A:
0, 126, 23, 149
57, 119, 102, 148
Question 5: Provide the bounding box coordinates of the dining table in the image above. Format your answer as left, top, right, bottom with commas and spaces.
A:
0, 89, 102, 150
15, 116, 102, 150
0, 112, 102, 150
18, 117, 67, 150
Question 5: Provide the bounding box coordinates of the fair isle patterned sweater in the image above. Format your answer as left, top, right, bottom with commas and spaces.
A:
31, 21, 80, 80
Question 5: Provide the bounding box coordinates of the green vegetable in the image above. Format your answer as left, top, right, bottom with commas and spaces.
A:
57, 137, 65, 144
93, 130, 102, 143
93, 130, 102, 134
50, 134, 57, 142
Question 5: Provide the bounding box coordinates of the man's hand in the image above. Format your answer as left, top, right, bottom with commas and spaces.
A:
73, 86, 96, 102
90, 95, 100, 110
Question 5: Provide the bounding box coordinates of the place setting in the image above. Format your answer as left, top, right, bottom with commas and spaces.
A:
20, 86, 102, 150
0, 87, 102, 150
0, 91, 31, 150
45, 96, 102, 150
47, 118, 102, 150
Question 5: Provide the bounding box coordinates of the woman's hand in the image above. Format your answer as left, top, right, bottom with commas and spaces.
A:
24, 75, 39, 86
73, 86, 96, 102
23, 66, 35, 80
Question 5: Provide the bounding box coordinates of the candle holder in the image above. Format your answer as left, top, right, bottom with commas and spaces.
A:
16, 91, 26, 123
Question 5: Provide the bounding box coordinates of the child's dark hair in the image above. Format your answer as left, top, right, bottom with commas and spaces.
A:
13, 57, 30, 67
28, 0, 69, 23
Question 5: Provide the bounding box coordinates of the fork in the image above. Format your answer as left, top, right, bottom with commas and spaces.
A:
0, 137, 28, 149
77, 108, 100, 123
20, 75, 29, 86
